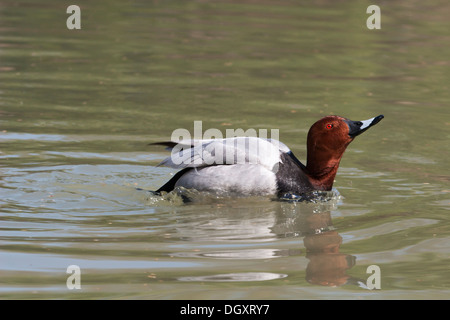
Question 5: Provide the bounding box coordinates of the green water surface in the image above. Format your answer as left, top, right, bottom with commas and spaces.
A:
0, 0, 449, 299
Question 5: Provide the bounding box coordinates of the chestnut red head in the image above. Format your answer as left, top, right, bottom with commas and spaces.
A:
306, 115, 384, 190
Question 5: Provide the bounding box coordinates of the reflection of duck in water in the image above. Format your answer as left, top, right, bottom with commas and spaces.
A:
277, 200, 366, 288
166, 191, 366, 288
303, 216, 355, 287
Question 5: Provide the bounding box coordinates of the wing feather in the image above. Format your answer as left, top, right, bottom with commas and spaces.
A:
155, 137, 290, 171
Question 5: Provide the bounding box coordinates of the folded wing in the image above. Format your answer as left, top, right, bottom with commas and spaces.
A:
155, 137, 291, 172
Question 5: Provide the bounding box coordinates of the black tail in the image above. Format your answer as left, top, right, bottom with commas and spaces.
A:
148, 141, 179, 150
156, 168, 192, 193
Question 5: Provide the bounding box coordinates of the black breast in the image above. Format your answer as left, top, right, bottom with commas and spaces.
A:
275, 152, 314, 197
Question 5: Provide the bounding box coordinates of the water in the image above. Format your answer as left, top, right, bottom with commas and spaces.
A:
0, 0, 449, 299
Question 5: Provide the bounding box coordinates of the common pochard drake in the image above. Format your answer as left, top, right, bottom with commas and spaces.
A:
154, 115, 384, 197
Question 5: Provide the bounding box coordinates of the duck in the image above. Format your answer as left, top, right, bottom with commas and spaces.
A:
153, 115, 384, 197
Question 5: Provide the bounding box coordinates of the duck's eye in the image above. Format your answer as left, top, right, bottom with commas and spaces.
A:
326, 123, 334, 129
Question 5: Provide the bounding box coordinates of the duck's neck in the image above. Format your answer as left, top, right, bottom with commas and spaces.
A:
306, 149, 346, 191
306, 160, 340, 190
